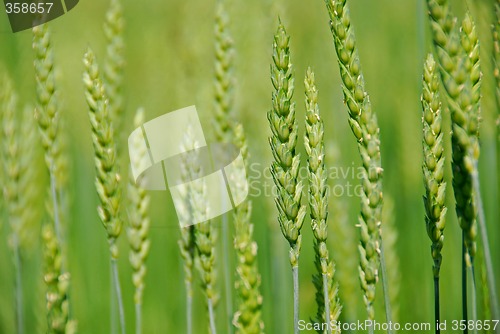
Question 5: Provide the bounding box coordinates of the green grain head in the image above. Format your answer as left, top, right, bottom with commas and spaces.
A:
323, 0, 384, 320
422, 54, 447, 279
268, 21, 306, 268
213, 0, 235, 144
42, 223, 76, 334
304, 68, 342, 332
83, 48, 123, 258
127, 108, 151, 306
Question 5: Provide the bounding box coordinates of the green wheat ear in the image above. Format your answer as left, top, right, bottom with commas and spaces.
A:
322, 0, 387, 323
232, 123, 265, 334
83, 48, 126, 334
42, 223, 77, 334
422, 53, 447, 280
127, 108, 151, 334
83, 48, 123, 254
268, 20, 306, 334
195, 207, 219, 334
421, 55, 446, 328
213, 1, 235, 144
304, 68, 342, 334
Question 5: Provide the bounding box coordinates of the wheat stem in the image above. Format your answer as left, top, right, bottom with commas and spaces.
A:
462, 236, 468, 334
186, 280, 193, 334
292, 266, 299, 334
208, 298, 217, 334
111, 258, 126, 334
221, 214, 232, 334
434, 276, 440, 333
470, 265, 478, 334
322, 274, 331, 334
491, 3, 500, 330
134, 302, 141, 334
12, 234, 24, 334
495, 1, 500, 250
473, 163, 500, 327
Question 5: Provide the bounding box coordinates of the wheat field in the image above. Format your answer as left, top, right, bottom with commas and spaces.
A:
0, 0, 499, 333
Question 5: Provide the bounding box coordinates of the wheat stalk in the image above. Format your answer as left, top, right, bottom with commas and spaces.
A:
127, 109, 151, 334
421, 53, 447, 333
321, 1, 390, 327
231, 123, 265, 334
83, 48, 126, 334
495, 0, 500, 222
268, 20, 306, 334
485, 1, 500, 328
495, 0, 500, 180
304, 68, 342, 334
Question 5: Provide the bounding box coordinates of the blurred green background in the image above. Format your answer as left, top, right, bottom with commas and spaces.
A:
0, 0, 499, 333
